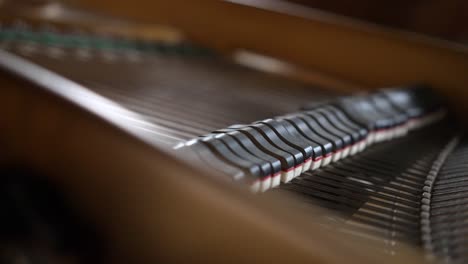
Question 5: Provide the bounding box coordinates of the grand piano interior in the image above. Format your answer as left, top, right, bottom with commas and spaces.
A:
1, 1, 468, 263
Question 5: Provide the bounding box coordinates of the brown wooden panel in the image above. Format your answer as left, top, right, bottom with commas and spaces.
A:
287, 0, 468, 44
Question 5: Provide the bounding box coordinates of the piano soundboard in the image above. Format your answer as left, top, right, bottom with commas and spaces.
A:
1, 22, 467, 263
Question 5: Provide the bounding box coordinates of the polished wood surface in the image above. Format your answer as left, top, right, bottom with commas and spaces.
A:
289, 0, 468, 44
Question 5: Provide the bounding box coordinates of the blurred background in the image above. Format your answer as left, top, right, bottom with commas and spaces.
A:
1, 0, 467, 45
290, 0, 468, 44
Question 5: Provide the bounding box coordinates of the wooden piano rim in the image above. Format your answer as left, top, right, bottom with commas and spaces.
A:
0, 50, 428, 263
